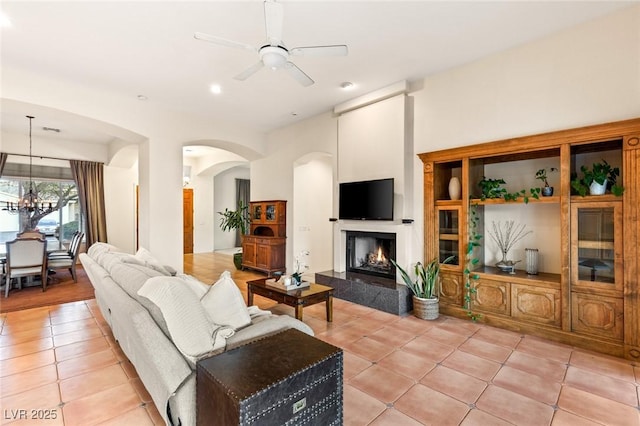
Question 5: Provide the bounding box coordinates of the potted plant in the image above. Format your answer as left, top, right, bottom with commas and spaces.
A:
478, 177, 507, 200
391, 256, 453, 320
535, 167, 558, 196
571, 159, 623, 196
217, 201, 250, 269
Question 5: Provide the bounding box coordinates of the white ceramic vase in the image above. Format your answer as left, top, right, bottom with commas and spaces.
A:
589, 180, 607, 195
448, 177, 461, 200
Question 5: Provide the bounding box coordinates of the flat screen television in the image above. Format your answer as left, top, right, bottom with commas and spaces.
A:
339, 178, 394, 221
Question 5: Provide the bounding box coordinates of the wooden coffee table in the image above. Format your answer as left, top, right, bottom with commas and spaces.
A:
246, 278, 334, 322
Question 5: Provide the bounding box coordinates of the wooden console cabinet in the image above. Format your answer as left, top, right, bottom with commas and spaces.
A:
241, 200, 286, 276
419, 118, 640, 361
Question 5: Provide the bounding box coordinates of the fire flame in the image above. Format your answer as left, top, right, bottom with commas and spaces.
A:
377, 247, 385, 262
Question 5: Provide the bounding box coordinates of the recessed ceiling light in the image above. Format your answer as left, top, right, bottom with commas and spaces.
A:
137, 95, 148, 101
210, 84, 222, 95
340, 82, 354, 90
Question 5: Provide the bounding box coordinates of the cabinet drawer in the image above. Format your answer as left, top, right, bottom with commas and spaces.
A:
571, 292, 624, 341
511, 284, 561, 326
439, 271, 463, 306
473, 278, 510, 315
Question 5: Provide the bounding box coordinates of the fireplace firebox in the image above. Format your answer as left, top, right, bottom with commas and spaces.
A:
346, 231, 396, 280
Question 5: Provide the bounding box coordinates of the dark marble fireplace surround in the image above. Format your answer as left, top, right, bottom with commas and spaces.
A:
315, 230, 411, 315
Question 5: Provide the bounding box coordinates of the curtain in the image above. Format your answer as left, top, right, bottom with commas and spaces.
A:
70, 160, 108, 247
0, 152, 7, 177
235, 178, 250, 246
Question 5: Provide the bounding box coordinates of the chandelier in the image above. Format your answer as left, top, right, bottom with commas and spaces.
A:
2, 115, 54, 217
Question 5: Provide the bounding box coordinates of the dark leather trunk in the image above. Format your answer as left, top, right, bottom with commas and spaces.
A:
197, 328, 343, 425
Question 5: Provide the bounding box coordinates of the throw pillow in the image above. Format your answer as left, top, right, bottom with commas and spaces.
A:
200, 271, 252, 331
138, 276, 234, 367
175, 274, 210, 299
135, 247, 172, 276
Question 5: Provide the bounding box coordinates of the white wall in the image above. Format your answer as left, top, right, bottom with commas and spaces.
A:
413, 5, 640, 153
293, 155, 333, 277
213, 166, 250, 250
254, 112, 338, 274
2, 67, 266, 268
255, 5, 639, 277
103, 162, 137, 253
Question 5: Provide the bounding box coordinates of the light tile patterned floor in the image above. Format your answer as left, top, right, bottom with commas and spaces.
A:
0, 252, 638, 425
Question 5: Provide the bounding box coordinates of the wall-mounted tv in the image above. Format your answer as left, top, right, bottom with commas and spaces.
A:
339, 178, 394, 221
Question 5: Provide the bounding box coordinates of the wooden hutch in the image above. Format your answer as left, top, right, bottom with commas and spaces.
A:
419, 118, 640, 361
242, 200, 286, 276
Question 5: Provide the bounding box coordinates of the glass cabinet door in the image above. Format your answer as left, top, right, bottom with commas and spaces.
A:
265, 204, 276, 221
253, 204, 262, 221
571, 202, 622, 291
437, 207, 461, 266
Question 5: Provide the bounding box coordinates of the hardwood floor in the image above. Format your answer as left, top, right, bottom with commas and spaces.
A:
0, 267, 94, 314
0, 252, 638, 425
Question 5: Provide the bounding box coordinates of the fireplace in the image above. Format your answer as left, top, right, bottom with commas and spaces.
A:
346, 231, 396, 280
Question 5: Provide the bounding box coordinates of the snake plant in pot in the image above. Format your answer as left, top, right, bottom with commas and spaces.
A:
391, 256, 454, 320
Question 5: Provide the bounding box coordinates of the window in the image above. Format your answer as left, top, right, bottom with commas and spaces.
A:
0, 177, 83, 249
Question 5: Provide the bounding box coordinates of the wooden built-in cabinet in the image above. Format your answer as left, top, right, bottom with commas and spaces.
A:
242, 200, 286, 276
419, 118, 640, 360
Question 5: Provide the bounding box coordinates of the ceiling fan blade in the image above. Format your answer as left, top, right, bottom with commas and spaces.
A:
290, 45, 348, 57
234, 61, 265, 81
264, 0, 283, 46
283, 62, 314, 87
194, 32, 257, 52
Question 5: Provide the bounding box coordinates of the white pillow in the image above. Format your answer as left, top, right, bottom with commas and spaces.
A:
175, 274, 210, 298
201, 271, 252, 331
137, 276, 234, 367
135, 247, 172, 276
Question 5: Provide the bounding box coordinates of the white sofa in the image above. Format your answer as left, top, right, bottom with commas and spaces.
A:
79, 243, 313, 426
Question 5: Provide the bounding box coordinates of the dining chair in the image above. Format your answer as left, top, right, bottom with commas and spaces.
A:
47, 231, 81, 259
5, 238, 48, 297
47, 232, 84, 282
16, 230, 46, 240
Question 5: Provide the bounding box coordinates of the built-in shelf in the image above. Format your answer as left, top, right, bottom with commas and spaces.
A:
478, 266, 561, 286
419, 117, 640, 361
470, 196, 560, 205
435, 200, 463, 206
578, 240, 615, 250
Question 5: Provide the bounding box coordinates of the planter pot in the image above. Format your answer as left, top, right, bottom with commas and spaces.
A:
233, 252, 243, 270
412, 295, 439, 320
541, 186, 554, 197
589, 180, 607, 195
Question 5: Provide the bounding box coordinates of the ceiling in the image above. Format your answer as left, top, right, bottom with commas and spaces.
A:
0, 1, 634, 145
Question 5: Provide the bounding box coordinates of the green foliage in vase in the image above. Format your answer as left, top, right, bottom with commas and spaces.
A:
478, 177, 506, 200
217, 201, 250, 235
571, 159, 624, 196
535, 167, 558, 187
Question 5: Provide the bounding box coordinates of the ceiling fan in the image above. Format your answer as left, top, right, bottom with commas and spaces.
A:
194, 0, 348, 87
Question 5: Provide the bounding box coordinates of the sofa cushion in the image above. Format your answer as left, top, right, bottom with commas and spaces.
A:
200, 271, 252, 331
138, 276, 235, 368
87, 242, 119, 258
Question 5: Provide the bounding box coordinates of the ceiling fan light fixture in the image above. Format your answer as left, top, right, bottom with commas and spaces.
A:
261, 46, 287, 70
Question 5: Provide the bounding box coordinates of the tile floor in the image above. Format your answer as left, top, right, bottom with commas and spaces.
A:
0, 252, 639, 425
